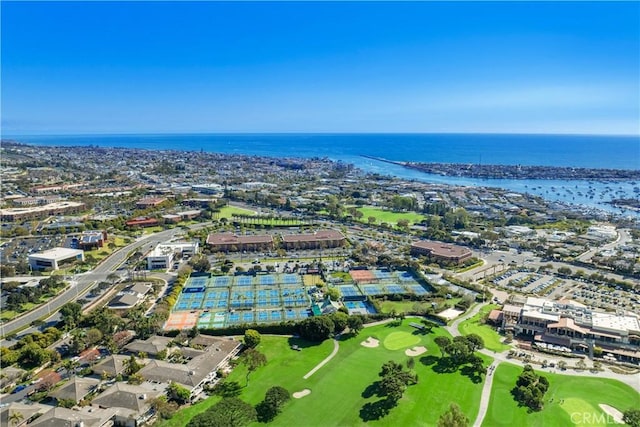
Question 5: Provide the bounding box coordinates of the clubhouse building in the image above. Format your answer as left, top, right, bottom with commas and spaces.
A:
492, 297, 640, 364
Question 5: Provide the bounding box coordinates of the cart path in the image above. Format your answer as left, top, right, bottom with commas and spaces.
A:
473, 361, 500, 427
303, 338, 340, 379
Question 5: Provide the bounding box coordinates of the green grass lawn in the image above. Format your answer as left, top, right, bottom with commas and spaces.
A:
166, 321, 491, 427
483, 363, 640, 427
378, 299, 462, 315
383, 331, 421, 350
216, 206, 257, 219
356, 206, 424, 226
458, 304, 511, 352
0, 310, 18, 322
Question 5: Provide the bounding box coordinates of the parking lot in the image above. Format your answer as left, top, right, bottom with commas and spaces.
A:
491, 268, 640, 311
0, 235, 66, 269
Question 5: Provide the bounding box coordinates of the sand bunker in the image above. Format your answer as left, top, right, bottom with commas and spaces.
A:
405, 346, 427, 357
438, 308, 465, 320
293, 389, 311, 399
361, 337, 380, 348
599, 404, 623, 424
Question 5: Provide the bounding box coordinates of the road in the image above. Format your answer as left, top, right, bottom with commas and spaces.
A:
576, 228, 631, 263
0, 228, 181, 339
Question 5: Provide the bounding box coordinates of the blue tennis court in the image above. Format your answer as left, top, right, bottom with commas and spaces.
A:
228, 313, 241, 323
236, 276, 253, 286
362, 285, 384, 296
242, 312, 254, 323
270, 310, 282, 321
284, 309, 298, 320
374, 270, 393, 279
259, 275, 276, 285
282, 274, 299, 285
406, 284, 429, 295
213, 276, 231, 287
385, 284, 405, 294
188, 276, 208, 287
398, 272, 414, 281
256, 311, 269, 322
337, 285, 362, 297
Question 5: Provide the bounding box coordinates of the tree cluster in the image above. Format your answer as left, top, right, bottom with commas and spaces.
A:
433, 334, 486, 381
5, 276, 66, 311
297, 312, 361, 341
1, 327, 62, 369
437, 403, 470, 427
243, 329, 261, 348
359, 360, 418, 421
623, 409, 640, 427
188, 397, 257, 427
511, 365, 549, 412
256, 386, 291, 422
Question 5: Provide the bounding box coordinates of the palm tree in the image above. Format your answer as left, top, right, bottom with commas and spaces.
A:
9, 411, 24, 426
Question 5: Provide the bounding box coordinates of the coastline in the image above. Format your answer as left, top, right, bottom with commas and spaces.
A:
360, 155, 640, 181
3, 138, 640, 218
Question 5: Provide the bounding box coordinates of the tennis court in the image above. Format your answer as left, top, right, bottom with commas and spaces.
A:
337, 284, 363, 298
281, 287, 308, 307
213, 276, 231, 287
203, 290, 228, 310
197, 312, 226, 328
350, 269, 376, 283
235, 276, 254, 286
189, 276, 209, 287
361, 284, 385, 296
230, 290, 254, 309
175, 291, 205, 311
284, 307, 311, 320
397, 271, 414, 281
375, 270, 393, 279
344, 301, 376, 314
406, 284, 430, 295
259, 274, 276, 285
167, 273, 322, 330
164, 311, 198, 330
385, 284, 406, 294
282, 273, 301, 285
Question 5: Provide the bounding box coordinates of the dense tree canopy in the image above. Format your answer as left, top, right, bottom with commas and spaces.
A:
244, 329, 261, 348
188, 397, 257, 427
298, 316, 335, 341
511, 365, 549, 411
256, 386, 291, 422
437, 403, 469, 427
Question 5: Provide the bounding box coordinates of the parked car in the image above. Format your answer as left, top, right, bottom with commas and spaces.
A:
11, 384, 26, 394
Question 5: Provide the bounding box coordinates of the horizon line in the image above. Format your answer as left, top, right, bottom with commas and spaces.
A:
3, 131, 639, 138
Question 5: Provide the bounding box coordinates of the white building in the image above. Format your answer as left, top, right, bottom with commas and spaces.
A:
146, 241, 199, 270
28, 247, 84, 271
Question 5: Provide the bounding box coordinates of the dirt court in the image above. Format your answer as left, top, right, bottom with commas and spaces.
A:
164, 311, 198, 330
350, 269, 376, 282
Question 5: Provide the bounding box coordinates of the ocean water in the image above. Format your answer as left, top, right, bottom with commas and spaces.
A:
5, 133, 640, 216
6, 133, 639, 169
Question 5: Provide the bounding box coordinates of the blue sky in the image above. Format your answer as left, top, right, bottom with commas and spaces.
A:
2, 1, 639, 135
